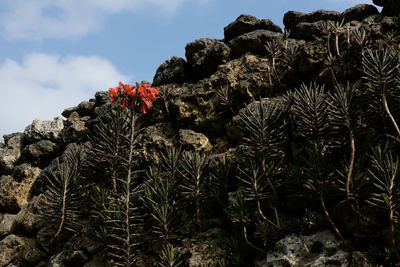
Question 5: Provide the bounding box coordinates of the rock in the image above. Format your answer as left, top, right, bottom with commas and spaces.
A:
83, 254, 107, 267
351, 251, 373, 266
283, 10, 340, 30
153, 56, 187, 86
12, 163, 40, 182
228, 30, 282, 57
12, 195, 45, 234
382, 0, 400, 16
24, 117, 64, 143
21, 140, 61, 168
373, 0, 387, 7
77, 101, 95, 116
224, 14, 281, 42
62, 112, 88, 142
95, 91, 109, 107
185, 38, 231, 81
341, 4, 379, 23
0, 234, 36, 267
182, 228, 226, 267
0, 133, 24, 174
256, 230, 349, 267
48, 250, 90, 267
179, 129, 212, 151
291, 21, 327, 41
0, 214, 17, 239
61, 106, 78, 119
0, 168, 39, 213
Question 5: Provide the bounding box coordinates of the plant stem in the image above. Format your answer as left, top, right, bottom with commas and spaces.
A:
346, 130, 355, 200
243, 225, 263, 252
383, 94, 400, 140
319, 186, 344, 242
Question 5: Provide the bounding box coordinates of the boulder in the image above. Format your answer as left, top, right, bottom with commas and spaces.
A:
0, 214, 17, 239
224, 14, 281, 42
373, 0, 387, 7
341, 4, 379, 23
48, 250, 90, 267
382, 0, 400, 16
283, 10, 340, 30
61, 106, 78, 119
62, 111, 88, 142
12, 195, 44, 234
291, 21, 327, 41
153, 56, 187, 86
24, 117, 64, 143
178, 129, 212, 151
185, 38, 231, 81
0, 133, 24, 174
0, 170, 39, 214
95, 91, 109, 107
77, 101, 95, 116
13, 163, 40, 182
228, 30, 282, 57
256, 230, 349, 266
0, 234, 37, 267
21, 140, 61, 168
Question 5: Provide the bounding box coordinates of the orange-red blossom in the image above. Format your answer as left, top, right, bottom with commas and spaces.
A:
108, 82, 159, 113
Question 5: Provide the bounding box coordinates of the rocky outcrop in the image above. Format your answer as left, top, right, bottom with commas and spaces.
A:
283, 10, 340, 30
178, 129, 212, 151
341, 4, 379, 23
229, 30, 282, 57
153, 56, 187, 86
224, 14, 281, 41
0, 133, 24, 174
185, 38, 231, 81
24, 117, 64, 143
382, 0, 400, 16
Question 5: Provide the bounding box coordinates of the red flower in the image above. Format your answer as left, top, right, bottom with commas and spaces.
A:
108, 81, 159, 113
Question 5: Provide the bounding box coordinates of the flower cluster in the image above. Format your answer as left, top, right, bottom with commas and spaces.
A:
108, 82, 159, 113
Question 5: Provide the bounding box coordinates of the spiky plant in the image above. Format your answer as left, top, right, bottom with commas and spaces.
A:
329, 20, 344, 56
179, 150, 210, 225
209, 156, 233, 205
157, 86, 173, 121
142, 167, 178, 243
327, 84, 361, 200
302, 140, 344, 241
367, 144, 400, 258
265, 39, 282, 76
238, 99, 285, 160
292, 82, 329, 141
40, 145, 86, 243
282, 43, 300, 72
216, 85, 234, 115
362, 45, 400, 140
158, 243, 182, 267
236, 159, 281, 228
86, 106, 130, 192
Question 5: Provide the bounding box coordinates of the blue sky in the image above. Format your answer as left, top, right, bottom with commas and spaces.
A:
0, 0, 376, 139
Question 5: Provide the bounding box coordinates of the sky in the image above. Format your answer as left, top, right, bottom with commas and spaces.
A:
0, 0, 377, 139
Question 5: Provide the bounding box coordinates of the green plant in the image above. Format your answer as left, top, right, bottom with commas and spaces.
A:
367, 144, 400, 259
179, 150, 211, 225
158, 243, 182, 267
40, 144, 86, 243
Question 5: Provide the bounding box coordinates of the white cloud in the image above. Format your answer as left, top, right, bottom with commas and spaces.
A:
0, 53, 130, 138
0, 0, 206, 40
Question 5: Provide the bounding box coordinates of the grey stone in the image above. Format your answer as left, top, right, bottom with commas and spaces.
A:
12, 163, 38, 182
77, 101, 95, 116
341, 4, 379, 23
61, 106, 78, 118
12, 195, 44, 234
178, 129, 212, 151
256, 230, 350, 267
95, 91, 109, 106
48, 250, 89, 267
21, 140, 61, 167
0, 133, 24, 174
0, 234, 35, 267
24, 117, 64, 143
153, 56, 187, 86
185, 38, 231, 81
228, 29, 282, 57
382, 0, 400, 16
291, 21, 327, 41
224, 14, 281, 41
0, 214, 17, 239
283, 10, 340, 30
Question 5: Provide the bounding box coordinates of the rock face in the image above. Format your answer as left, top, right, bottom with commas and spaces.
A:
256, 231, 349, 267
153, 56, 187, 86
341, 4, 379, 23
0, 133, 24, 174
179, 129, 212, 151
229, 29, 282, 57
224, 14, 281, 41
382, 0, 400, 16
24, 117, 64, 143
0, 234, 37, 266
21, 140, 61, 167
283, 10, 340, 30
185, 38, 231, 81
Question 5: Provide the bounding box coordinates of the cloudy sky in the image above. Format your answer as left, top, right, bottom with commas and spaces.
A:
0, 0, 377, 138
